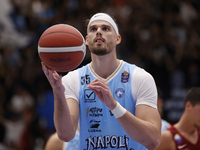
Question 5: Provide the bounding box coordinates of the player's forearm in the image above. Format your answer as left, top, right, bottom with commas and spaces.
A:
53, 88, 76, 142
117, 111, 161, 150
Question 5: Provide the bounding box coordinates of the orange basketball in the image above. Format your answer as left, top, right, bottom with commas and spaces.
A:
38, 24, 86, 72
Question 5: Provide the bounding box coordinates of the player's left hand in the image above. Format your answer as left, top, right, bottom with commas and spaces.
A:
87, 78, 117, 109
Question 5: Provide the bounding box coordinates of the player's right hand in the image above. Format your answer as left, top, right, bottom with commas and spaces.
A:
41, 62, 65, 93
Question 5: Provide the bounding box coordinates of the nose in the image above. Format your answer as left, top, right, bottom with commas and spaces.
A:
96, 27, 102, 36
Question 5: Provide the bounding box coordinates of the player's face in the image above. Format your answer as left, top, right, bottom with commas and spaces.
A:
192, 104, 200, 127
86, 20, 121, 55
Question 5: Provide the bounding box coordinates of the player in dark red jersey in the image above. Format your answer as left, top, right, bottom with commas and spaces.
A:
155, 87, 200, 150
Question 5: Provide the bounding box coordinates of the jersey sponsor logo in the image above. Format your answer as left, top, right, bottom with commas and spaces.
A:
174, 133, 182, 144
121, 71, 129, 83
88, 119, 101, 132
86, 107, 103, 117
84, 89, 96, 103
115, 88, 125, 98
85, 135, 134, 150
178, 144, 187, 149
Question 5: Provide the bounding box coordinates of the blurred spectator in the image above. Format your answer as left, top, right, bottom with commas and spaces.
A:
0, 84, 8, 149
17, 106, 44, 150
9, 85, 34, 114
4, 107, 24, 149
3, 85, 34, 149
180, 0, 197, 25
36, 89, 55, 139
0, 0, 32, 48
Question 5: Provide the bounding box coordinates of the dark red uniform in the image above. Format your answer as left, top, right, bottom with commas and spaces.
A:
168, 125, 200, 150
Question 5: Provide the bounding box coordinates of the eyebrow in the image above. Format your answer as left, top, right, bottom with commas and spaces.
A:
89, 24, 112, 30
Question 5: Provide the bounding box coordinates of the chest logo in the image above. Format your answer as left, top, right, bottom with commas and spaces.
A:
174, 133, 182, 144
121, 71, 129, 83
115, 88, 125, 98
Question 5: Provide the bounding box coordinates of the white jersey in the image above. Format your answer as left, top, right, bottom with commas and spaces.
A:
62, 60, 157, 150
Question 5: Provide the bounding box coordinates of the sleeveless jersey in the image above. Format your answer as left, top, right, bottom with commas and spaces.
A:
62, 60, 157, 150
161, 119, 171, 131
168, 126, 200, 150
78, 61, 146, 150
62, 132, 79, 150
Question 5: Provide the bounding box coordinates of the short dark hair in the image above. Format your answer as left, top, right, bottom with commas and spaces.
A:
184, 87, 200, 106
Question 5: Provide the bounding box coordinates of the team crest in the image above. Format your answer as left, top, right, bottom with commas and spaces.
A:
174, 134, 182, 144
115, 88, 125, 98
121, 71, 129, 83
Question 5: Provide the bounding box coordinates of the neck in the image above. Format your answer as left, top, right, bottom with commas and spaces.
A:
174, 113, 199, 144
175, 113, 198, 135
91, 53, 120, 79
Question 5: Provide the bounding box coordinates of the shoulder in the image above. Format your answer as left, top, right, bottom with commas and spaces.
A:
122, 61, 151, 77
45, 133, 64, 150
162, 130, 175, 146
161, 130, 174, 141
162, 130, 175, 148
131, 66, 156, 90
131, 66, 156, 89
132, 66, 154, 80
62, 69, 80, 90
131, 66, 157, 108
155, 130, 175, 150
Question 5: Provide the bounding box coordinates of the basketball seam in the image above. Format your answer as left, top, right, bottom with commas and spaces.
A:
40, 32, 83, 42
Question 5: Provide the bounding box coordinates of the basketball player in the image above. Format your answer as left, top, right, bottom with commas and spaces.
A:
155, 87, 200, 150
41, 13, 161, 150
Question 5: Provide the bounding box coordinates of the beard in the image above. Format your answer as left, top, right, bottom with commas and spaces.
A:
89, 46, 109, 56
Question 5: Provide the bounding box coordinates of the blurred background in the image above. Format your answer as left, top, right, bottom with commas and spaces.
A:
0, 0, 200, 149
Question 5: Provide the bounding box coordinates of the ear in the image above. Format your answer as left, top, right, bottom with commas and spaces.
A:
116, 34, 121, 45
185, 101, 192, 110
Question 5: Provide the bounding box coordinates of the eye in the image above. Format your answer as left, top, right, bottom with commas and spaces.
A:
102, 27, 109, 31
90, 27, 97, 32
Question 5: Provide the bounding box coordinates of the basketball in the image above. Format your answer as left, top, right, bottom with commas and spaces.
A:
38, 24, 86, 72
